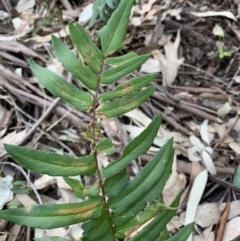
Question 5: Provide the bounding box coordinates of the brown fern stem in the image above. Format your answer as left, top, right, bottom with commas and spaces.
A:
91, 57, 115, 233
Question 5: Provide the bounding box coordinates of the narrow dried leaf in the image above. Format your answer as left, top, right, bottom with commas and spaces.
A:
190, 11, 237, 21
189, 136, 205, 152
200, 120, 210, 145
201, 150, 217, 175
215, 191, 230, 241
185, 170, 208, 241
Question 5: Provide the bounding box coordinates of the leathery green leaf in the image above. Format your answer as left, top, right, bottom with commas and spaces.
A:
29, 59, 93, 111
63, 177, 100, 198
98, 73, 158, 101
115, 204, 159, 239
129, 193, 181, 241
4, 144, 96, 176
159, 228, 170, 241
101, 55, 150, 84
96, 138, 115, 155
0, 197, 103, 229
52, 35, 98, 90
165, 223, 194, 241
110, 139, 173, 214
69, 22, 103, 73
97, 0, 135, 55
82, 215, 115, 241
104, 169, 129, 198
104, 52, 137, 66
102, 114, 162, 178
112, 148, 174, 227
35, 237, 70, 241
96, 86, 156, 118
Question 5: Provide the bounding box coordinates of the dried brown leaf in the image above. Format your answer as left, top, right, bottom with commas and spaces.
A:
158, 29, 184, 86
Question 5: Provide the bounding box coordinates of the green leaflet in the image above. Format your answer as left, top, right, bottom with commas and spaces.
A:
35, 237, 70, 241
165, 223, 194, 241
0, 197, 103, 229
82, 213, 115, 241
98, 73, 158, 101
97, 0, 135, 55
69, 22, 103, 73
4, 144, 96, 176
52, 35, 98, 90
63, 177, 100, 198
29, 59, 93, 111
233, 164, 240, 187
106, 0, 120, 9
96, 138, 115, 155
113, 146, 174, 227
115, 204, 159, 239
104, 52, 137, 65
101, 55, 150, 84
109, 139, 173, 214
129, 193, 181, 241
104, 169, 129, 198
89, 0, 120, 27
102, 114, 162, 178
96, 87, 156, 118
159, 227, 170, 240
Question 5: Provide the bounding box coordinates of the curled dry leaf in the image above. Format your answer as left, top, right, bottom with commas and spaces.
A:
228, 142, 240, 154
200, 120, 210, 145
158, 29, 184, 86
16, 0, 35, 13
213, 24, 225, 38
0, 176, 13, 210
0, 130, 27, 153
188, 134, 216, 175
217, 102, 232, 118
79, 3, 93, 23
34, 175, 57, 190
222, 217, 240, 241
190, 11, 237, 21
140, 58, 161, 73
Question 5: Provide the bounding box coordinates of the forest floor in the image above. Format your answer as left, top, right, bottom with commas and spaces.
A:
0, 0, 240, 240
